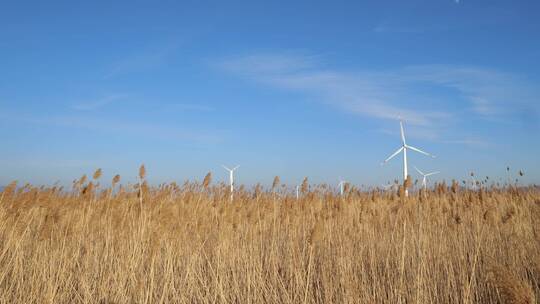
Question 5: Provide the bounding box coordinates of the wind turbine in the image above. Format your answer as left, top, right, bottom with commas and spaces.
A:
382, 119, 435, 196
414, 166, 440, 190
469, 172, 478, 190
338, 177, 347, 196
381, 183, 395, 192
222, 165, 239, 199
295, 185, 300, 200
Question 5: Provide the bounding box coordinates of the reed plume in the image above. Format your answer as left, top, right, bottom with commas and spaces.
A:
202, 172, 212, 188
112, 174, 121, 187
301, 177, 309, 194
272, 176, 280, 190
486, 263, 535, 304
0, 166, 537, 303
139, 164, 146, 180
93, 168, 102, 180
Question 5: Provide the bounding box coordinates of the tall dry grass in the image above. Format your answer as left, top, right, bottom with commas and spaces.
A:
0, 173, 538, 303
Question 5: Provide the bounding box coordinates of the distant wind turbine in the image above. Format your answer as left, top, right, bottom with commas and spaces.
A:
469, 172, 478, 190
382, 118, 435, 196
222, 165, 239, 199
381, 183, 394, 192
338, 177, 347, 196
414, 166, 440, 190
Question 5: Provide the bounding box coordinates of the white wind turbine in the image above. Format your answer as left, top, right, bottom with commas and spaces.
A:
414, 166, 440, 190
338, 177, 347, 196
469, 172, 478, 190
382, 119, 435, 196
222, 165, 239, 199
381, 183, 396, 192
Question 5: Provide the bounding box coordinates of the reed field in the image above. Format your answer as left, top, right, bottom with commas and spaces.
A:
0, 168, 538, 304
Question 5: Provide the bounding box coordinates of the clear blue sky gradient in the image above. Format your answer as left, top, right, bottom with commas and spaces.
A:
1, 0, 539, 187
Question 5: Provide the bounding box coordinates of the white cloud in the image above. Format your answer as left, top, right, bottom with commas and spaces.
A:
2, 111, 224, 145
49, 116, 223, 144
221, 53, 539, 127
398, 65, 539, 117
221, 54, 451, 126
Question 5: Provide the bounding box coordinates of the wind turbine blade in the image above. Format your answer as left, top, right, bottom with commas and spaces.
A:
400, 120, 406, 145
425, 171, 440, 176
222, 165, 231, 171
414, 166, 424, 175
233, 165, 240, 171
406, 145, 435, 158
383, 147, 404, 163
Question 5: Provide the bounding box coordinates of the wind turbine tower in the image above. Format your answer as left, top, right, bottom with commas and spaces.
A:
222, 165, 239, 199
414, 166, 440, 190
338, 177, 347, 196
381, 183, 396, 192
382, 119, 435, 196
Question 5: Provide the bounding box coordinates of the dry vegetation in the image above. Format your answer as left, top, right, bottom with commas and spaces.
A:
0, 168, 539, 303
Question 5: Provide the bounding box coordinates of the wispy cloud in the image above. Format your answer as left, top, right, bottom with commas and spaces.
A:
220, 53, 450, 126
71, 94, 128, 111
3, 111, 224, 145
49, 116, 223, 144
377, 126, 490, 148
220, 53, 539, 128
0, 158, 98, 170
400, 65, 539, 118
377, 127, 440, 141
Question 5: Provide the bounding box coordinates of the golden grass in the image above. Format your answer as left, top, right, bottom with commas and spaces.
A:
0, 176, 538, 303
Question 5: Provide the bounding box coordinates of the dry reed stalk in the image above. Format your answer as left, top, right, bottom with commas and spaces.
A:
138, 164, 146, 208
0, 181, 17, 204
0, 168, 538, 303
272, 176, 280, 191
301, 177, 309, 194
202, 172, 212, 189
139, 165, 146, 180
112, 174, 121, 187
486, 263, 535, 304
93, 168, 102, 180
404, 175, 412, 191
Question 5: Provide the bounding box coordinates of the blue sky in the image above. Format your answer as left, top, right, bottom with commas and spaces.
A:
1, 0, 539, 187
